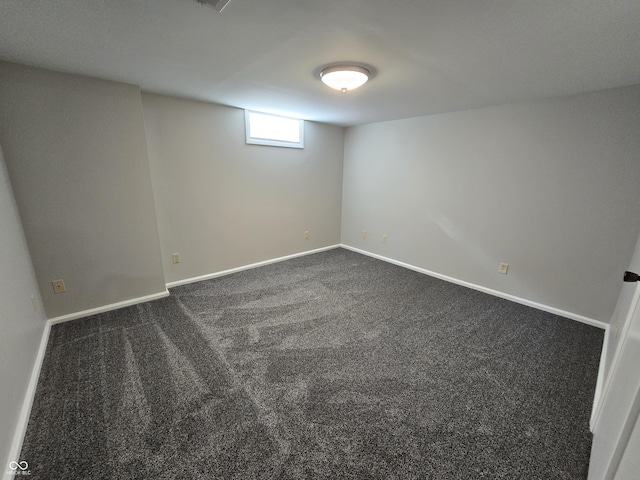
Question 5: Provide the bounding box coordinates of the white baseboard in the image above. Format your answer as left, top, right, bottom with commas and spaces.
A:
9, 242, 607, 476
340, 243, 609, 431
6, 290, 171, 476
166, 245, 342, 289
7, 245, 339, 472
4, 322, 51, 480
47, 290, 170, 325
340, 244, 608, 329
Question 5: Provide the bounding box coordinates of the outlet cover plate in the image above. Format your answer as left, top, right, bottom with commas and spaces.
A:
52, 279, 66, 294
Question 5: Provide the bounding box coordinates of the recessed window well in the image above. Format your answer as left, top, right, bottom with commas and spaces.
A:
245, 110, 304, 149
320, 65, 370, 92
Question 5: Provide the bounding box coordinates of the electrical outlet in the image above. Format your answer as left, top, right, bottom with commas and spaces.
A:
382, 234, 388, 244
499, 263, 509, 275
172, 253, 181, 264
304, 230, 310, 239
51, 279, 66, 294
30, 294, 38, 311
362, 230, 367, 239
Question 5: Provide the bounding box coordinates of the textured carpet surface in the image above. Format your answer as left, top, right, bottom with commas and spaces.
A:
21, 248, 603, 479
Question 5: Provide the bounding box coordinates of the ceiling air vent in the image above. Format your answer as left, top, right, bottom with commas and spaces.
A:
196, 0, 231, 12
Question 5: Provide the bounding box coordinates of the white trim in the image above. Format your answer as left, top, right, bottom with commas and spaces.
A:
47, 290, 170, 325
340, 244, 608, 329
167, 245, 341, 288
591, 283, 640, 433
5, 244, 609, 476
7, 290, 171, 477
591, 326, 609, 431
4, 246, 338, 476
4, 322, 50, 480
245, 110, 304, 149
340, 243, 610, 433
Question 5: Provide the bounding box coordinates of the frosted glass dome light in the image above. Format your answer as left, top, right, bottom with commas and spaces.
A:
320, 65, 370, 92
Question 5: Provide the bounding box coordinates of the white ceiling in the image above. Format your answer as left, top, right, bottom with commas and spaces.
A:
1, 0, 639, 126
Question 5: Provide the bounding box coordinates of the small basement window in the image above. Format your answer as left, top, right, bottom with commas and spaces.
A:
245, 110, 304, 149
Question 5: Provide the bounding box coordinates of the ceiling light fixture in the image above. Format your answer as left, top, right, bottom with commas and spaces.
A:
320, 65, 370, 93
196, 0, 231, 12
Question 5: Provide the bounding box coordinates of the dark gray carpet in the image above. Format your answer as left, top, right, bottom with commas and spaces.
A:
20, 248, 603, 479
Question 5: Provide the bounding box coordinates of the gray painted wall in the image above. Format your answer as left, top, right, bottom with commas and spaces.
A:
142, 93, 344, 284
0, 62, 166, 319
1, 59, 639, 474
342, 85, 640, 322
0, 147, 47, 469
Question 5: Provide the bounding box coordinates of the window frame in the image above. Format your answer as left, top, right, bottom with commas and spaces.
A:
244, 110, 304, 149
